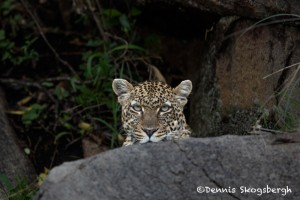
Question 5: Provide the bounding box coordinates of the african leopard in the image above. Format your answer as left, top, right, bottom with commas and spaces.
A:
112, 79, 192, 146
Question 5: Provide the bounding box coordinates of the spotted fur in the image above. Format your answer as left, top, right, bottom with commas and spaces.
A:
112, 79, 192, 146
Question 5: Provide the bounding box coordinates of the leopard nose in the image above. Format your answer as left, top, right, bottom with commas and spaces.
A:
142, 128, 158, 137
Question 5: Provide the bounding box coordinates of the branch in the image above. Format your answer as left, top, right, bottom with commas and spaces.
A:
85, 0, 108, 42
20, 0, 77, 76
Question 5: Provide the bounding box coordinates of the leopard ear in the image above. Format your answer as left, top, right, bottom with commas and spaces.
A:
112, 79, 133, 105
174, 80, 192, 106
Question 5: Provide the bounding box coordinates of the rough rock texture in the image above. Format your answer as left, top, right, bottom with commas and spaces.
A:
36, 133, 300, 200
0, 87, 36, 193
216, 20, 300, 111
190, 17, 300, 136
136, 0, 300, 19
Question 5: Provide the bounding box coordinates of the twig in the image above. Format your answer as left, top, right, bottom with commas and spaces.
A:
49, 146, 58, 169
0, 78, 42, 88
42, 76, 81, 84
33, 137, 42, 154
85, 0, 108, 42
20, 0, 77, 75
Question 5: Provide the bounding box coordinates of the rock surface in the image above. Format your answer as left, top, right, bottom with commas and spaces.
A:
36, 133, 300, 200
0, 87, 36, 193
136, 0, 300, 19
215, 19, 300, 112
190, 16, 300, 136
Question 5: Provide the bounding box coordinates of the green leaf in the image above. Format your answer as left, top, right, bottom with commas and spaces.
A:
2, 51, 11, 61
54, 132, 72, 143
86, 52, 102, 79
129, 7, 141, 17
1, 0, 14, 16
119, 15, 130, 31
54, 85, 69, 100
103, 9, 122, 17
288, 97, 300, 109
70, 77, 79, 91
110, 44, 145, 53
0, 173, 13, 192
93, 117, 117, 133
86, 39, 103, 47
0, 30, 5, 40
22, 104, 47, 125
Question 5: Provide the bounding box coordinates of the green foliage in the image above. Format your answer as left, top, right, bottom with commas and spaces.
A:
273, 93, 300, 131
0, 174, 36, 200
0, 32, 39, 65
22, 104, 47, 126
1, 0, 14, 16
54, 85, 69, 100
0, 1, 153, 176
103, 7, 141, 35
0, 4, 146, 149
0, 0, 38, 65
70, 35, 145, 145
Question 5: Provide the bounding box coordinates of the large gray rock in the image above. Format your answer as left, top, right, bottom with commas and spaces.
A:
36, 133, 300, 200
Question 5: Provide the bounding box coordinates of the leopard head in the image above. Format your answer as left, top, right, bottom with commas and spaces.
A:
112, 79, 192, 146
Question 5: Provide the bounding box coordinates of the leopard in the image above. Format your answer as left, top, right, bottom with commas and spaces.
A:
112, 79, 192, 146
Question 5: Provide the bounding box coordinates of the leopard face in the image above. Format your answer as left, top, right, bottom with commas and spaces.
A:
112, 79, 192, 146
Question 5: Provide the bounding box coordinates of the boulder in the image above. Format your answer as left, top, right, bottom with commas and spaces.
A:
35, 133, 300, 200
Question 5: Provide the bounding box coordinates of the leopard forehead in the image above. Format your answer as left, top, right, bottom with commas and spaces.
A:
130, 81, 175, 107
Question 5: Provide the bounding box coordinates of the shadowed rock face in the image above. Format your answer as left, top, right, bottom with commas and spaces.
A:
36, 133, 300, 200
0, 88, 36, 193
189, 17, 300, 137
134, 0, 300, 19
215, 20, 300, 112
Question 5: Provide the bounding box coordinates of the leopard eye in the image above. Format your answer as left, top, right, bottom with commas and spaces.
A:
160, 104, 171, 112
132, 104, 142, 112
